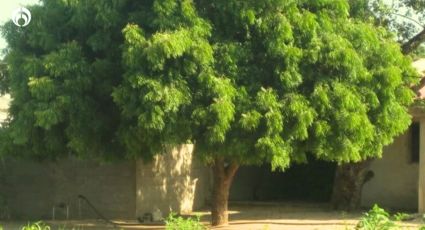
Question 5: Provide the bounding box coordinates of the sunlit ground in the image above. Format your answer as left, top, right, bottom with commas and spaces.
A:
0, 202, 422, 230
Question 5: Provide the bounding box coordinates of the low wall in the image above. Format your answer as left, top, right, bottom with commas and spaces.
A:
0, 158, 136, 220
0, 145, 211, 220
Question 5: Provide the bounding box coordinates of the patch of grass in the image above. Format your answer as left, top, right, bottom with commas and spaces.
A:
356, 204, 396, 230
21, 221, 51, 230
165, 212, 207, 230
393, 212, 412, 222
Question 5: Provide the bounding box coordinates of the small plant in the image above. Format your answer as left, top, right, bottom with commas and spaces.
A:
356, 204, 396, 230
165, 212, 206, 230
21, 221, 51, 230
393, 212, 412, 221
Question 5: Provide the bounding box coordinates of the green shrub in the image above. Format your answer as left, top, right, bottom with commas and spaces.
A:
165, 213, 206, 230
356, 204, 396, 230
21, 221, 51, 230
393, 212, 412, 221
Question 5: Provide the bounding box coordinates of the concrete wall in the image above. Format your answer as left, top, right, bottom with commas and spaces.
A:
135, 144, 211, 217
229, 166, 265, 201
0, 158, 136, 220
361, 130, 419, 211
0, 145, 211, 220
0, 135, 418, 219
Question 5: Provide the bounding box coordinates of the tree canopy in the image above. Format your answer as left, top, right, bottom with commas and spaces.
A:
0, 0, 418, 181
329, 0, 425, 212
0, 0, 419, 225
112, 0, 417, 170
348, 0, 425, 56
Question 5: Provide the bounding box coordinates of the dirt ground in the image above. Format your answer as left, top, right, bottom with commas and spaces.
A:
0, 202, 422, 230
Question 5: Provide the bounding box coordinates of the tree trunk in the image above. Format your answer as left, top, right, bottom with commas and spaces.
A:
401, 28, 425, 55
331, 159, 374, 211
211, 158, 239, 226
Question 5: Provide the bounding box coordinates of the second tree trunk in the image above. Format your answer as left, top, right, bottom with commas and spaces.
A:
331, 159, 373, 211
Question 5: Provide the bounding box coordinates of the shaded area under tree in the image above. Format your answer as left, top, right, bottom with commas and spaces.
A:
229, 159, 336, 203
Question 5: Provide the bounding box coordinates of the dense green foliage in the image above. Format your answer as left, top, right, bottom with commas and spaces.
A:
0, 0, 418, 171
116, 0, 418, 169
331, 0, 425, 212
1, 0, 130, 160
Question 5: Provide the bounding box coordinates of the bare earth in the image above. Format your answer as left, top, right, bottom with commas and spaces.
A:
0, 202, 422, 230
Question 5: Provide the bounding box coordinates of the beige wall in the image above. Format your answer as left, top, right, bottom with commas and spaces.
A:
0, 158, 136, 220
0, 94, 9, 123
0, 145, 211, 220
361, 130, 418, 211
135, 144, 211, 216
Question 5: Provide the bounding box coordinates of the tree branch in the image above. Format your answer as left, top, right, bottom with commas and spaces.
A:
402, 28, 425, 54
391, 12, 425, 28
224, 162, 239, 182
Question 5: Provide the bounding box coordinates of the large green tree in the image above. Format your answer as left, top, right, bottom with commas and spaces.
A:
1, 0, 418, 225
331, 0, 425, 210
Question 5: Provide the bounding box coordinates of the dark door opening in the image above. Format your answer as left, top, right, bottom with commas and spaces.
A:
229, 159, 336, 202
